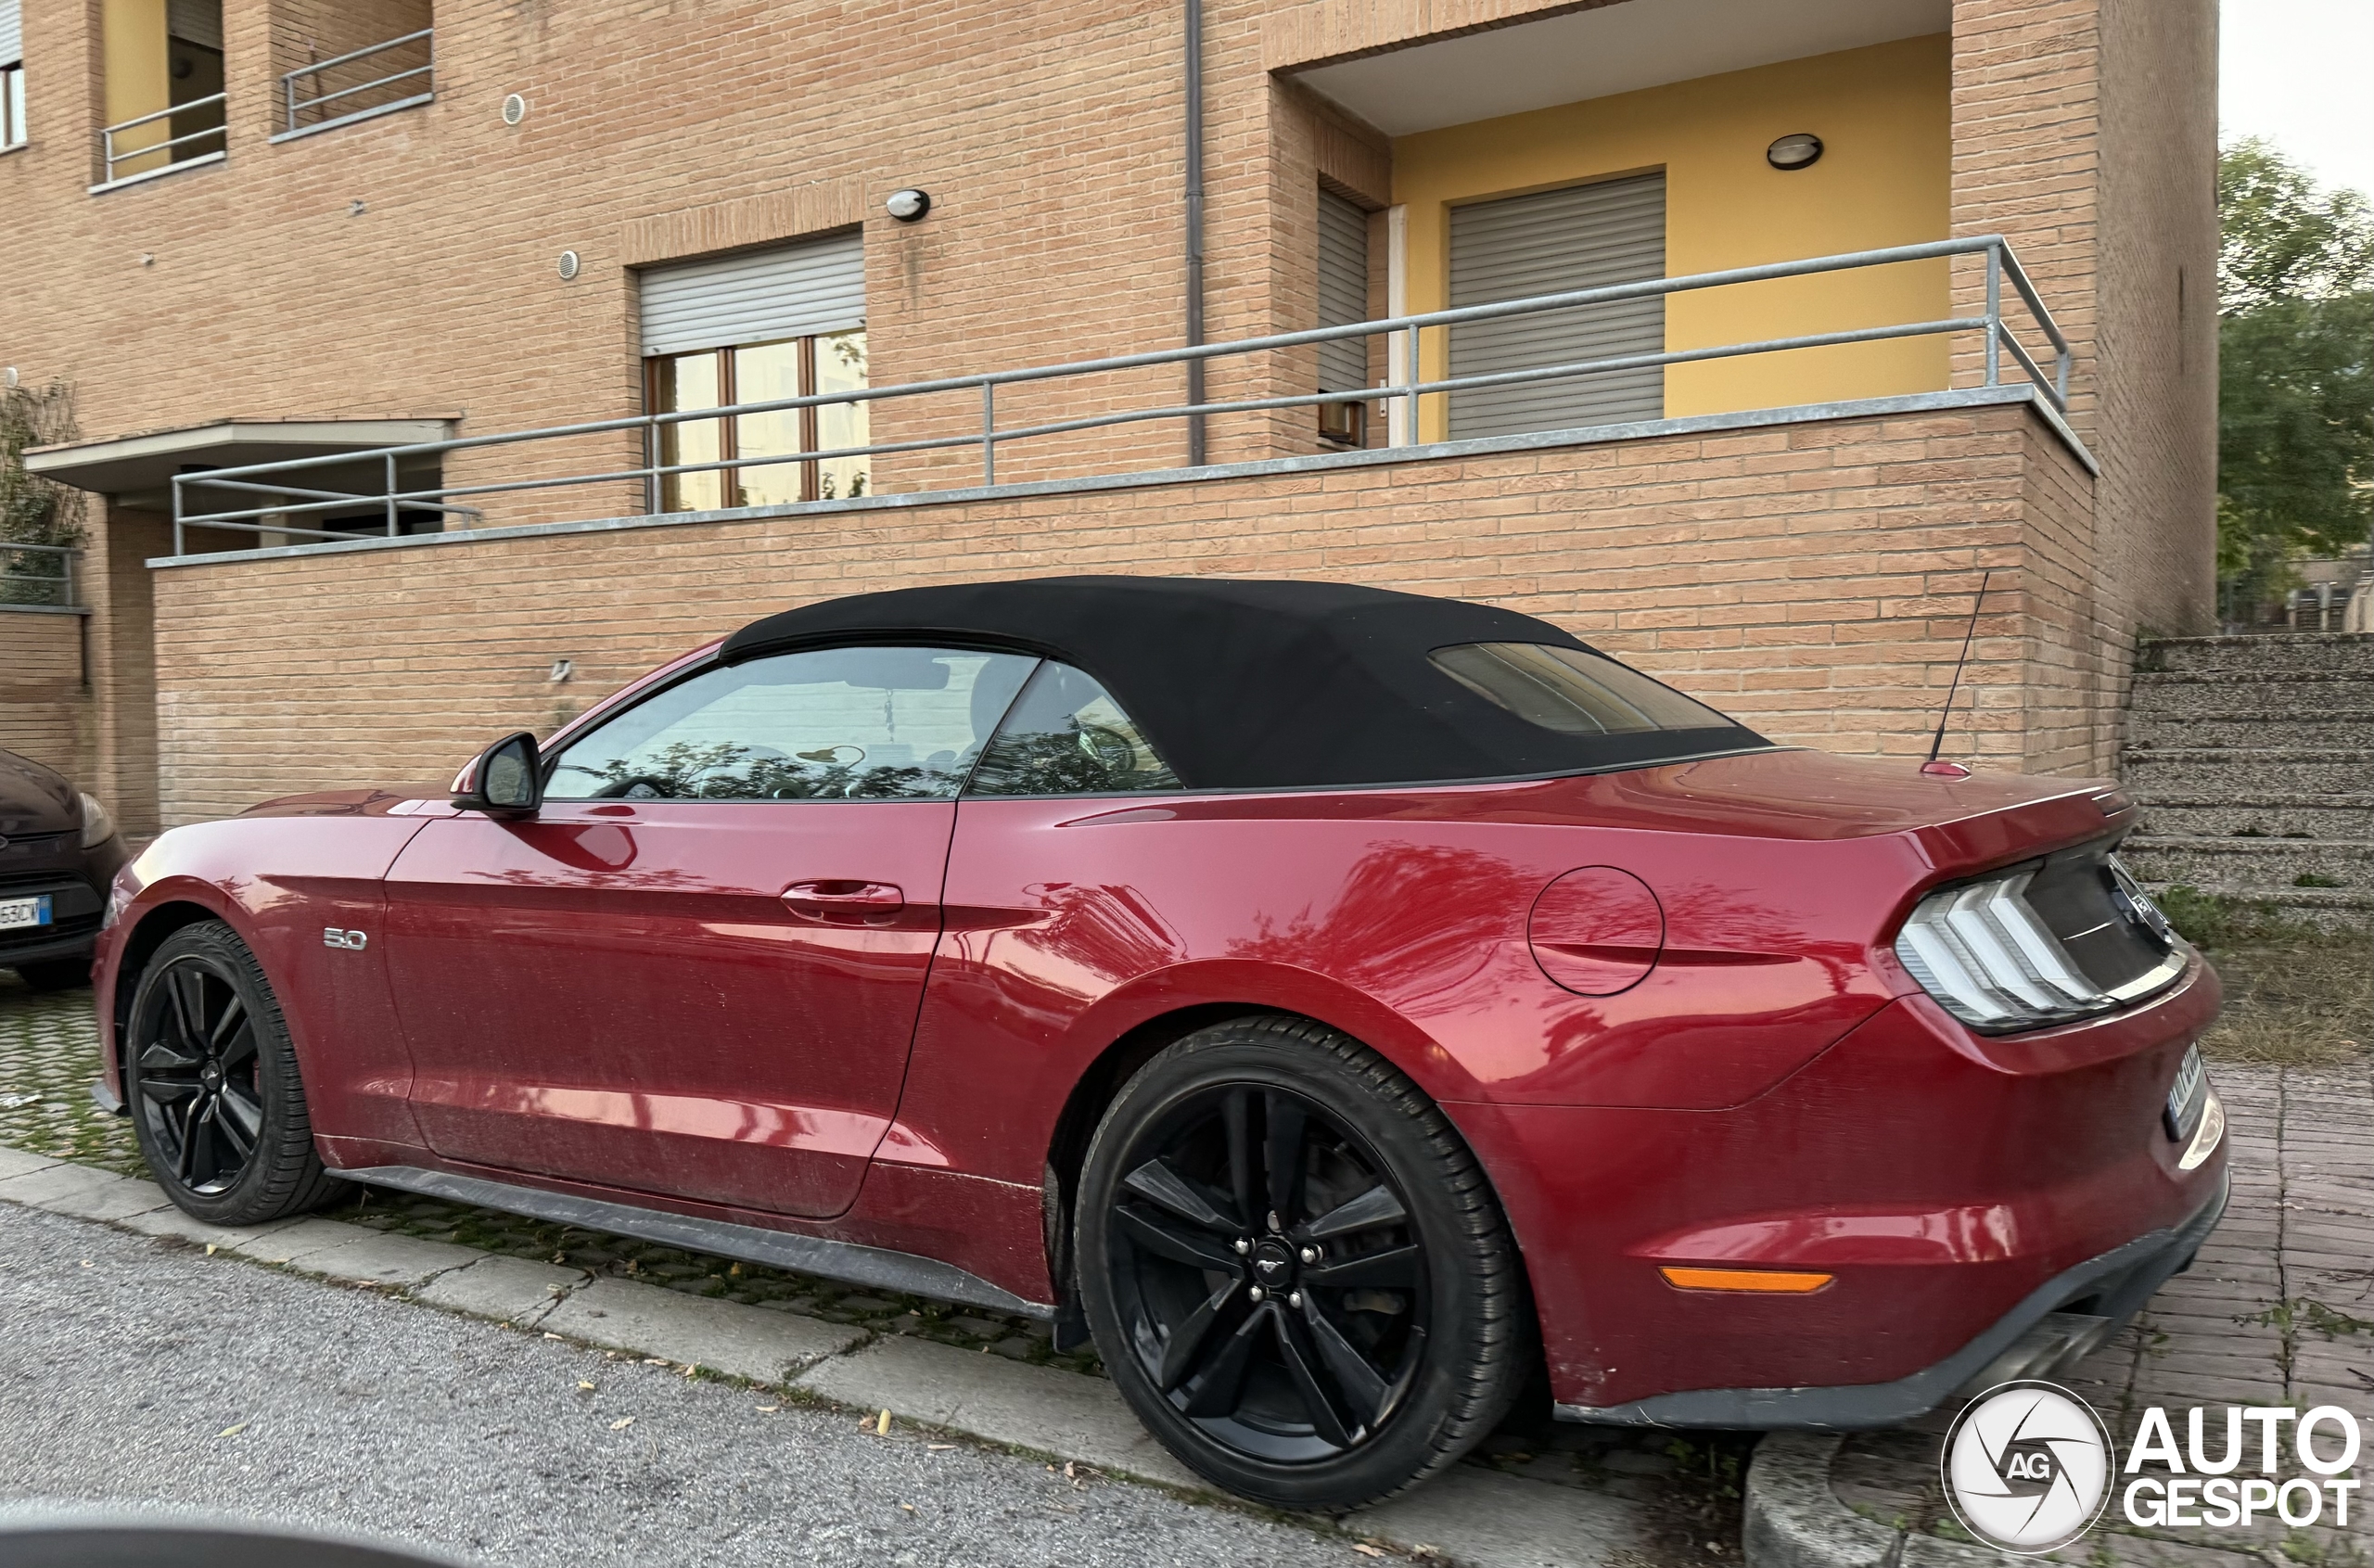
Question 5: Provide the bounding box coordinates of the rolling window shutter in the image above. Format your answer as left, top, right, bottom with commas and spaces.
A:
639, 232, 866, 358
1448, 172, 1665, 439
1316, 190, 1370, 395
166, 0, 221, 50
0, 0, 22, 66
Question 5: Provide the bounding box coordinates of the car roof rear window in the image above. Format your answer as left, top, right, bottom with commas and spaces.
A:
1429, 643, 1732, 736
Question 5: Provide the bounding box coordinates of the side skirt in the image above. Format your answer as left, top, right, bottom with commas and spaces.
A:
340, 1163, 1054, 1321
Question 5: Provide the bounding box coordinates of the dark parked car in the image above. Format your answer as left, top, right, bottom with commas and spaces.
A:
0, 746, 127, 990
91, 579, 2226, 1510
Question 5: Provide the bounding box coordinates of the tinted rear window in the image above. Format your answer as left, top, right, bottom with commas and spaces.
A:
1429, 643, 1735, 736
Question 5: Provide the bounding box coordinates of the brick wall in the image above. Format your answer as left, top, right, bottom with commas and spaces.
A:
0, 611, 90, 786
147, 401, 2095, 823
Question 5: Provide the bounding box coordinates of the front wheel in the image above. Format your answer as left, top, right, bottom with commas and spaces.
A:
1076, 1015, 1533, 1511
124, 921, 343, 1225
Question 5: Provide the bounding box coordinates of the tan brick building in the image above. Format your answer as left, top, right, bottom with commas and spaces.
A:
0, 0, 2215, 832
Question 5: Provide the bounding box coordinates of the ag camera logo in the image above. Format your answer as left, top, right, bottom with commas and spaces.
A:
1943, 1381, 2113, 1553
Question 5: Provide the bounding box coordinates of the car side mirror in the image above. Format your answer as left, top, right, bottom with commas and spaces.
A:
452, 732, 542, 817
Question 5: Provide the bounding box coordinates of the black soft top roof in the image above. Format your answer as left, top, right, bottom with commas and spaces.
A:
721, 577, 1768, 790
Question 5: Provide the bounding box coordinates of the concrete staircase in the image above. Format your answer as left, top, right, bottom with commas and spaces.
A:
2118, 631, 2374, 928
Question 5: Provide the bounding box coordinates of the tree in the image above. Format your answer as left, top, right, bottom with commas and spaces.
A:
2216, 141, 2374, 616
0, 380, 87, 606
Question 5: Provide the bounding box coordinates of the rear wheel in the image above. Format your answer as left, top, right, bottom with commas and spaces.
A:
1076, 1015, 1532, 1510
124, 921, 342, 1225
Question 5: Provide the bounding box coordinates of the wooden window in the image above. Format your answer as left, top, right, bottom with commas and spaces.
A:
645, 330, 869, 512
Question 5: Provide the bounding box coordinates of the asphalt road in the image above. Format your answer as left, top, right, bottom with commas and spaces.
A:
0, 1204, 1363, 1568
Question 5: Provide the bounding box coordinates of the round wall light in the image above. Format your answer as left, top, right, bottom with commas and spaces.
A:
1767, 133, 1823, 171
557, 250, 581, 281
885, 188, 932, 223
502, 93, 529, 126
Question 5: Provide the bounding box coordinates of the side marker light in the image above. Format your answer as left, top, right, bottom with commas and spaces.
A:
1659, 1267, 1834, 1294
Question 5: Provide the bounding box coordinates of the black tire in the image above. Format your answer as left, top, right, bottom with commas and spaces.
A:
1076, 1014, 1532, 1511
12, 957, 92, 992
124, 921, 343, 1224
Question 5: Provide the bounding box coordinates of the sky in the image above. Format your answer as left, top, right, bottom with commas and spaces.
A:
2220, 0, 2374, 198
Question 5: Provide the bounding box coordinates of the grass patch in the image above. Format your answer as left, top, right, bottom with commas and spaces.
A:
2156, 887, 2371, 1066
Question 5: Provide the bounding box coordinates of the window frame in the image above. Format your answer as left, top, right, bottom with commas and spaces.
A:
540, 643, 1041, 806
644, 331, 866, 513
2, 62, 26, 152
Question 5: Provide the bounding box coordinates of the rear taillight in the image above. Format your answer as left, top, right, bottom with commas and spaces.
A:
1893, 860, 2189, 1033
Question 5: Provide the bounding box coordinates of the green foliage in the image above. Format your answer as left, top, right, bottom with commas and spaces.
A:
0, 380, 85, 550
2216, 141, 2374, 610
2154, 883, 2329, 950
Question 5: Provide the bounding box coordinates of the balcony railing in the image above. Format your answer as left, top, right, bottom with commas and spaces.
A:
170, 236, 2074, 554
0, 543, 82, 608
97, 94, 226, 186
279, 29, 434, 139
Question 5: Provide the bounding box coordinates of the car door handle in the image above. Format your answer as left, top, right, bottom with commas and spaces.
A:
782, 880, 906, 921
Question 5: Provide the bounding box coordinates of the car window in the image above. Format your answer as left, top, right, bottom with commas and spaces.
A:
545, 646, 1039, 801
964, 661, 1181, 797
1428, 642, 1735, 736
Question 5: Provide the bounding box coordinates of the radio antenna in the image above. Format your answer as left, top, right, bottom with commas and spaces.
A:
1922, 569, 1991, 775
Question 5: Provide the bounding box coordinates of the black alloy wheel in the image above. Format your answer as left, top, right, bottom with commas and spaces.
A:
125, 921, 342, 1225
1078, 1016, 1531, 1510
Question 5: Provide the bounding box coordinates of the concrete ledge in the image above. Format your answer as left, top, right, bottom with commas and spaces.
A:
0, 1148, 64, 1181
538, 1277, 862, 1382
797, 1334, 1200, 1490
1743, 1434, 1995, 1568
281, 1230, 490, 1288
412, 1255, 588, 1324
0, 1164, 173, 1222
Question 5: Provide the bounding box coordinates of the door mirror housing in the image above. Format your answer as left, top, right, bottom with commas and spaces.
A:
453, 732, 542, 816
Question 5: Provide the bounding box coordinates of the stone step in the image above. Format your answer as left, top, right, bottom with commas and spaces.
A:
2126, 708, 2374, 748
2121, 835, 2374, 894
2134, 879, 2374, 933
2128, 794, 2374, 840
2126, 671, 2374, 722
2121, 747, 2374, 795
2142, 631, 2374, 678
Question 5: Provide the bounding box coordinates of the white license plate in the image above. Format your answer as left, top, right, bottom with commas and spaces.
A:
0, 894, 53, 933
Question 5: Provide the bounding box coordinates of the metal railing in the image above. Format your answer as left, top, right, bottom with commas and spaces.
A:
0, 543, 81, 608
172, 236, 2074, 553
98, 94, 226, 185
282, 29, 434, 135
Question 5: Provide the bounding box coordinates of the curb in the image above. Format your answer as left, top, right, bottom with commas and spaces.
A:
0, 1142, 1653, 1568
1742, 1434, 1997, 1568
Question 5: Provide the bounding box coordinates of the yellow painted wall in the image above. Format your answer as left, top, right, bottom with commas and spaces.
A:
1391, 34, 1951, 431
102, 0, 172, 177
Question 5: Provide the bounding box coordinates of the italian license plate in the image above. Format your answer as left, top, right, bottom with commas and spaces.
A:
0, 894, 53, 933
2164, 1043, 2208, 1143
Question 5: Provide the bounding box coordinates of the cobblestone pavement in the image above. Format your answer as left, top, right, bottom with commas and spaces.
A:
1833, 1060, 2374, 1568
0, 975, 1732, 1555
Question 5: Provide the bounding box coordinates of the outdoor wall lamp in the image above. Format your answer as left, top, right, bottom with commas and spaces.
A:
1767, 134, 1823, 170
885, 188, 933, 223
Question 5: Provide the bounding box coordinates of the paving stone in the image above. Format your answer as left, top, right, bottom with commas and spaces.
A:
541, 1277, 862, 1382
0, 1163, 172, 1221
287, 1231, 491, 1288
230, 1217, 385, 1265
412, 1255, 589, 1323
115, 1205, 300, 1251
0, 1145, 62, 1180
1359, 1464, 1653, 1568
798, 1334, 1195, 1485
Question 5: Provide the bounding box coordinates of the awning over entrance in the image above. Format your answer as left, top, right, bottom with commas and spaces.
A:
24, 419, 453, 508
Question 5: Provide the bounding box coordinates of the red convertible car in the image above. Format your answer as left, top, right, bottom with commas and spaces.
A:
91, 578, 2227, 1508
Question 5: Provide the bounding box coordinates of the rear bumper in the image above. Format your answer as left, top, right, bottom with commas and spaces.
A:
1454, 954, 2227, 1417
1554, 1167, 2227, 1427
